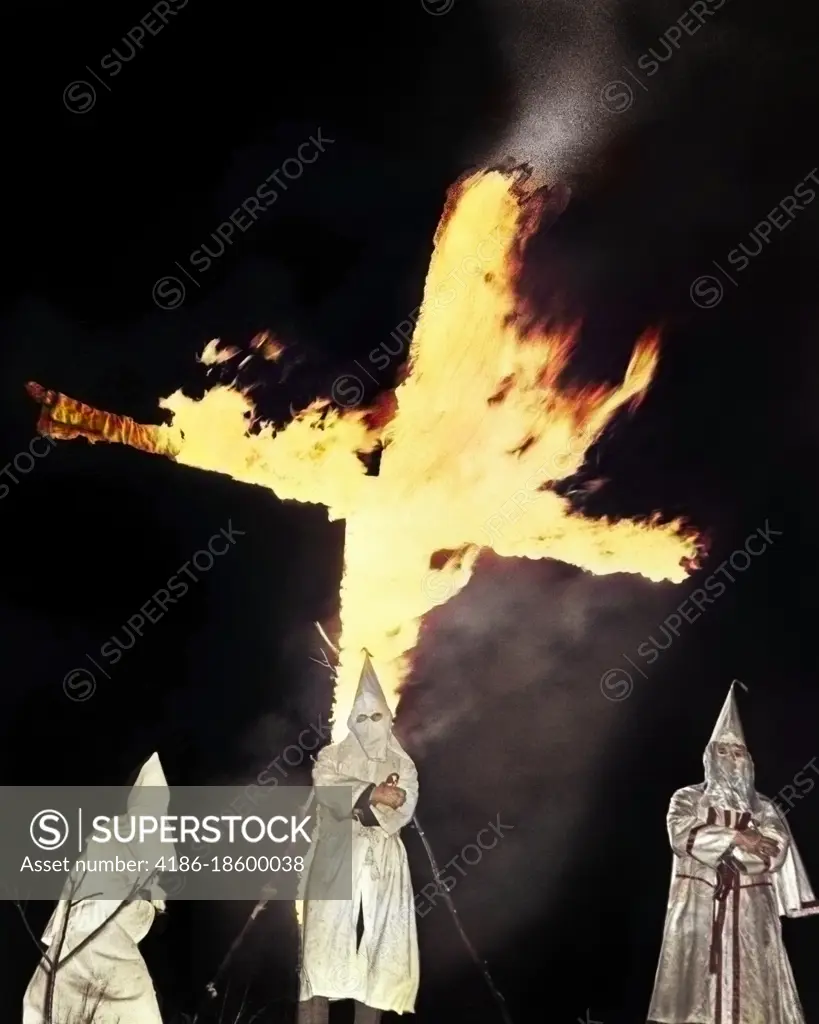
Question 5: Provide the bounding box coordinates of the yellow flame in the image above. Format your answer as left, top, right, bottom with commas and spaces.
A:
154, 168, 697, 739
198, 339, 241, 365
250, 331, 285, 361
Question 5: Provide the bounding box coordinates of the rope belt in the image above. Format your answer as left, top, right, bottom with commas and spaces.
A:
674, 869, 772, 975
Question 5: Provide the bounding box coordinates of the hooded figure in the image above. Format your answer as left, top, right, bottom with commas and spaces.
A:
23, 752, 173, 1024
648, 684, 819, 1024
298, 653, 420, 1024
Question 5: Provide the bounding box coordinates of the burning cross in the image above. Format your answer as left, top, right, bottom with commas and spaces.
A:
25, 169, 699, 740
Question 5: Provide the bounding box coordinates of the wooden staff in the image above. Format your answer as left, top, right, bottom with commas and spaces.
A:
192, 884, 277, 1023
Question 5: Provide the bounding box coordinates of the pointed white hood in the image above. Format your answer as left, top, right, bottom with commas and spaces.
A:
703, 682, 757, 812
127, 752, 171, 813
119, 751, 173, 901
347, 652, 392, 762
41, 752, 172, 944
707, 681, 747, 746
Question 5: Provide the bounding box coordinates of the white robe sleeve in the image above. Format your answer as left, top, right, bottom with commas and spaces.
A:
667, 788, 737, 867
312, 744, 373, 812
773, 810, 819, 917
371, 752, 418, 837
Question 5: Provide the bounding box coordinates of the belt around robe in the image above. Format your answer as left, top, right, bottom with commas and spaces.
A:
674, 868, 773, 975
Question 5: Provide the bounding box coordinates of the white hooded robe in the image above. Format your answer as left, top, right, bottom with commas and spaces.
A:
648, 684, 819, 1024
23, 752, 173, 1024
299, 654, 420, 1014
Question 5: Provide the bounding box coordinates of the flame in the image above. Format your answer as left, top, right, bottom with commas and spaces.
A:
27, 168, 699, 743
159, 169, 697, 737
198, 339, 241, 365
250, 331, 285, 361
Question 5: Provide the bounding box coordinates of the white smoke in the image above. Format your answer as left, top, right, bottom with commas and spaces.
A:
483, 0, 622, 182
397, 554, 690, 970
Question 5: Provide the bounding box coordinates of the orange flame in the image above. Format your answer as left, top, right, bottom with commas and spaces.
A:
250, 332, 285, 361
198, 339, 241, 366
28, 168, 699, 741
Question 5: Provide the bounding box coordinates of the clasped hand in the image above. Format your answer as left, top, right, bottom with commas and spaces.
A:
734, 828, 780, 859
370, 782, 406, 810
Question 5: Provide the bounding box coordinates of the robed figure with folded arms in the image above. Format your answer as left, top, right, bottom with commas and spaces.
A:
298, 653, 420, 1024
648, 683, 819, 1024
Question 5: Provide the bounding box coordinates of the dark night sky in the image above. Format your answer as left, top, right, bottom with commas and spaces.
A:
2, 0, 819, 1022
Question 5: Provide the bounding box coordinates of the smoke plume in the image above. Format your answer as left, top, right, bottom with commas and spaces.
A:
482, 0, 622, 181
